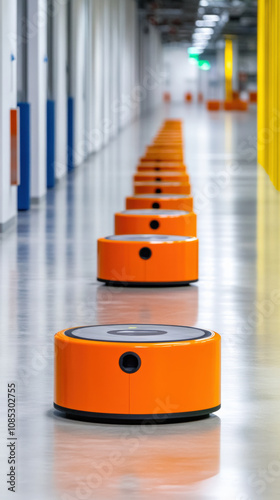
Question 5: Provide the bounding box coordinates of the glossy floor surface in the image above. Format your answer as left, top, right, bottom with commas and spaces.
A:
1, 103, 280, 499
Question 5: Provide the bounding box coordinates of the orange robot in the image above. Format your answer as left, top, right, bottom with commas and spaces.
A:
137, 163, 186, 172
139, 158, 185, 166
153, 138, 183, 145
115, 209, 197, 237
97, 234, 198, 286
134, 172, 189, 183
126, 194, 193, 211
146, 146, 183, 154
134, 182, 191, 195
154, 135, 182, 141
141, 152, 184, 162
54, 324, 221, 423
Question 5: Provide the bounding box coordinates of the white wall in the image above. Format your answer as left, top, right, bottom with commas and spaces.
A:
0, 0, 17, 230
110, 0, 120, 138
89, 0, 104, 153
69, 0, 86, 166
0, 0, 163, 230
138, 20, 163, 114
53, 1, 67, 180
27, 0, 47, 201
83, 0, 161, 156
163, 44, 198, 102
102, 0, 111, 144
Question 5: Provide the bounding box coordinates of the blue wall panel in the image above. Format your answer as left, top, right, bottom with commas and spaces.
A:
67, 97, 74, 171
17, 102, 31, 211
47, 100, 56, 188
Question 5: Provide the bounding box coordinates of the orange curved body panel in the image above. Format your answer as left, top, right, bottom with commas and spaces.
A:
140, 157, 184, 164
160, 126, 182, 132
143, 152, 184, 161
207, 100, 221, 111
115, 211, 197, 237
153, 139, 183, 145
146, 146, 183, 154
126, 195, 193, 211
163, 92, 171, 102
137, 164, 186, 172
134, 172, 189, 183
134, 182, 191, 195
249, 91, 257, 103
154, 136, 182, 141
140, 158, 185, 165
54, 328, 220, 416
97, 236, 198, 284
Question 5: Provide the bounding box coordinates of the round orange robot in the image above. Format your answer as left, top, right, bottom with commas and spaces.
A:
137, 163, 186, 172
115, 210, 197, 237
141, 153, 184, 162
54, 324, 221, 423
146, 146, 183, 155
97, 234, 198, 286
134, 172, 190, 183
134, 181, 191, 195
126, 194, 193, 211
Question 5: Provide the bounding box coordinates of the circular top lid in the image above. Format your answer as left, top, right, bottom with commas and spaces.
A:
64, 324, 213, 343
129, 194, 190, 199
119, 209, 188, 216
105, 234, 194, 242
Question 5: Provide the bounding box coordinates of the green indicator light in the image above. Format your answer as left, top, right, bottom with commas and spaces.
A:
198, 60, 211, 71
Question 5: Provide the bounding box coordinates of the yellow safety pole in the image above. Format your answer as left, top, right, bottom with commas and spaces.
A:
257, 0, 280, 190
274, 2, 280, 189
224, 39, 233, 102
257, 0, 265, 169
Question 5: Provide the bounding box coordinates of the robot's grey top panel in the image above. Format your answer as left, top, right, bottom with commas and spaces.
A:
119, 210, 188, 216
129, 194, 189, 199
64, 324, 213, 343
105, 234, 194, 242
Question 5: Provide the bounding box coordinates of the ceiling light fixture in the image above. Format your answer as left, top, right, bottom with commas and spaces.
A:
195, 27, 214, 34
203, 15, 220, 21
196, 20, 216, 28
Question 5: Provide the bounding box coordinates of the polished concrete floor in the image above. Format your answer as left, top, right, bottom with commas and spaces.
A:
1, 103, 280, 499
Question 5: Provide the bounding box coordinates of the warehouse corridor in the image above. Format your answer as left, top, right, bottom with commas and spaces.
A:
1, 103, 280, 499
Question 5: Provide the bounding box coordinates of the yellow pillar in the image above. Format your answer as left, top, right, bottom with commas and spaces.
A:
257, 0, 265, 170
258, 0, 280, 190
224, 39, 233, 102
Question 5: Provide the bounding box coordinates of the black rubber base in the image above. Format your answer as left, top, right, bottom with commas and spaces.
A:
53, 403, 220, 425
97, 278, 198, 287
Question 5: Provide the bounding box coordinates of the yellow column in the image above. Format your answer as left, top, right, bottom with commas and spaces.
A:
257, 0, 265, 169
224, 39, 233, 102
258, 0, 280, 190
